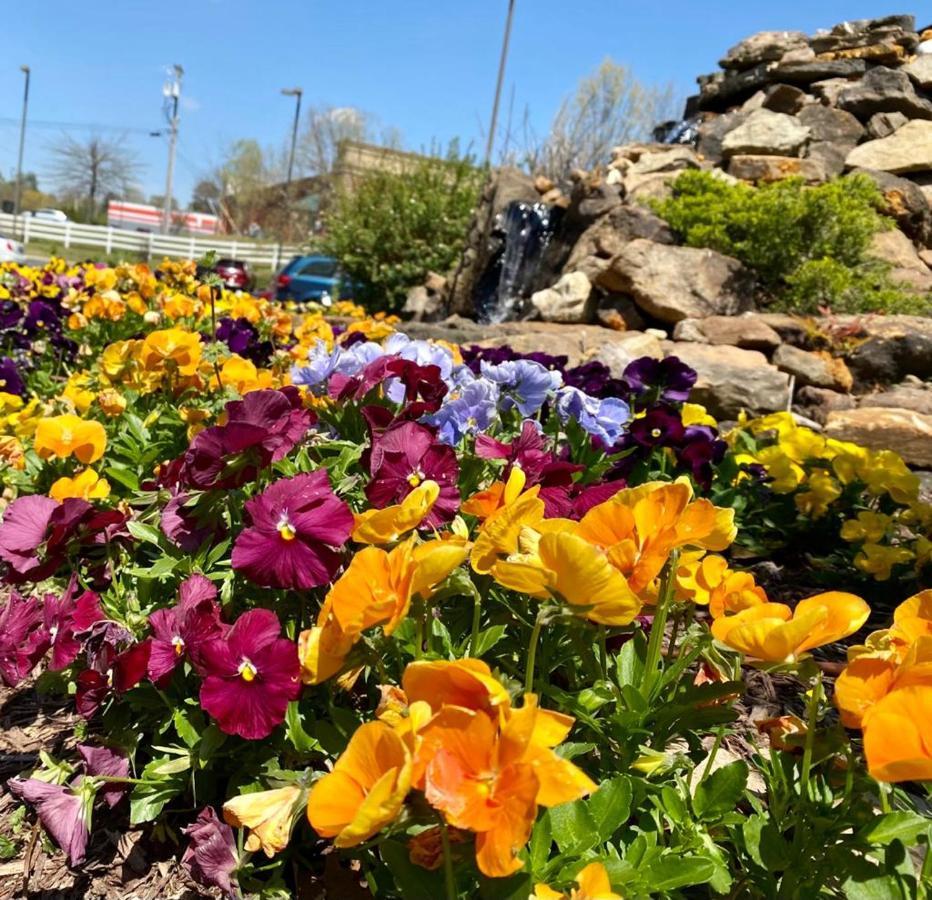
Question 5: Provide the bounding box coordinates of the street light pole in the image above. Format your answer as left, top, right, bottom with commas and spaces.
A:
281, 87, 303, 246
14, 65, 31, 238
484, 0, 516, 167
162, 64, 183, 235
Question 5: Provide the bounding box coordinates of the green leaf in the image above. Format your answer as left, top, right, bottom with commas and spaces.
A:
129, 777, 184, 825
105, 464, 140, 491
198, 725, 226, 763
588, 776, 632, 841
659, 785, 687, 826
693, 760, 748, 821
615, 633, 645, 688
860, 812, 930, 847
126, 520, 163, 546
548, 799, 597, 855
472, 625, 507, 657
529, 813, 552, 875
380, 840, 443, 899
644, 854, 717, 891
285, 701, 321, 754
126, 555, 179, 580
477, 870, 533, 900
172, 708, 202, 749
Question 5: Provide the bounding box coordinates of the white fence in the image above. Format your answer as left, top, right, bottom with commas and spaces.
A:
0, 213, 303, 269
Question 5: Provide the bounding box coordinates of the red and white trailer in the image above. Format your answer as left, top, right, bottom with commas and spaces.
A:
107, 201, 219, 235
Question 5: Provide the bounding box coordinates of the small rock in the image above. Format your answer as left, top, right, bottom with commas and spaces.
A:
837, 67, 932, 121
804, 141, 852, 178
533, 175, 555, 194
850, 168, 932, 243
761, 83, 808, 114
865, 112, 908, 139
795, 385, 857, 425
773, 344, 853, 391
627, 147, 700, 176
697, 110, 750, 165
860, 387, 932, 416
697, 64, 776, 112
596, 295, 646, 332
674, 314, 783, 351
810, 77, 860, 106
904, 54, 932, 89
825, 407, 932, 468
624, 172, 678, 204
846, 331, 932, 383
597, 239, 754, 323
530, 272, 594, 324
665, 343, 791, 418
587, 332, 664, 377
868, 230, 930, 272
721, 109, 811, 157
845, 120, 932, 173
720, 31, 809, 70
728, 154, 826, 183
796, 105, 864, 144
403, 285, 445, 322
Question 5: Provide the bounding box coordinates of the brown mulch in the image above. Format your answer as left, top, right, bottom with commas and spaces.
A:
0, 682, 214, 900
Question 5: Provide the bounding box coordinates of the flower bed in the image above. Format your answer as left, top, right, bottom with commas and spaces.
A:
0, 257, 929, 898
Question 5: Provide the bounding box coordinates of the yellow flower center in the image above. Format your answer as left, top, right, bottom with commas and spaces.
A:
651, 428, 662, 439
238, 658, 258, 682
407, 469, 423, 487
172, 635, 185, 656
474, 779, 492, 799
277, 512, 296, 541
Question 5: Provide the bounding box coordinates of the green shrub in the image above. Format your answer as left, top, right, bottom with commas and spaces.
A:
321, 147, 483, 312
651, 170, 926, 314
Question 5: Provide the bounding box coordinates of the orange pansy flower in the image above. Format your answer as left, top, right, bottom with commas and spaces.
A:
34, 414, 107, 464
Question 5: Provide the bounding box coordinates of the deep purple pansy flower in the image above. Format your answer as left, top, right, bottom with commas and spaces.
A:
76, 743, 130, 808
0, 591, 49, 686
182, 806, 239, 897
7, 777, 93, 866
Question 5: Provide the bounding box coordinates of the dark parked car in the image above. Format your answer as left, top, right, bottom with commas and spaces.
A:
272, 255, 355, 303
213, 258, 254, 292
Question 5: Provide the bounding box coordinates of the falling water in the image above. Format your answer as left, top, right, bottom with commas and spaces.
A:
473, 200, 560, 324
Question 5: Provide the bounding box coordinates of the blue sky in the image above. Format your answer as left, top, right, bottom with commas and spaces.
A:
0, 1, 920, 206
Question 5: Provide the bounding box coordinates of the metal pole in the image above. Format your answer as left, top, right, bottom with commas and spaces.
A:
281, 87, 302, 249
162, 65, 183, 235
14, 66, 30, 239
484, 0, 516, 167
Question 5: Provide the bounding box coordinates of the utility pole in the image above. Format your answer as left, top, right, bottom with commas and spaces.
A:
162, 64, 183, 234
484, 0, 516, 167
14, 65, 30, 238
280, 87, 303, 248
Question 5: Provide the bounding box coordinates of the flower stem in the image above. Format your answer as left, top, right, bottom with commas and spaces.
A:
643, 550, 679, 695
700, 726, 725, 781
598, 624, 608, 681
468, 582, 482, 658
798, 669, 822, 803
525, 611, 546, 695
438, 815, 456, 900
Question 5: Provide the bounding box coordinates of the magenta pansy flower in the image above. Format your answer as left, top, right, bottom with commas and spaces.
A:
148, 574, 224, 685
365, 420, 460, 525
44, 583, 104, 671
77, 743, 130, 808
231, 471, 353, 590
198, 609, 301, 740
7, 777, 93, 866
0, 591, 49, 686
75, 636, 151, 719
182, 806, 239, 897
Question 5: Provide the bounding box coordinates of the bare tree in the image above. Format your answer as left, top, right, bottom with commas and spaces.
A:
296, 105, 402, 177
48, 134, 141, 219
526, 60, 678, 179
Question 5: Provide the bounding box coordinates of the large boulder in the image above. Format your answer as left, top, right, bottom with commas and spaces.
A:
865, 112, 909, 139
867, 229, 931, 272
796, 105, 864, 143
825, 407, 932, 468
672, 314, 782, 351
697, 110, 750, 164
665, 343, 791, 418
598, 240, 753, 323
728, 154, 826, 183
850, 168, 932, 244
721, 109, 810, 157
719, 31, 809, 70
810, 15, 918, 55
836, 67, 932, 121
772, 344, 853, 391
859, 385, 932, 416
845, 120, 932, 174
845, 323, 932, 383
905, 55, 932, 90
530, 272, 594, 323
769, 58, 868, 84
564, 204, 674, 274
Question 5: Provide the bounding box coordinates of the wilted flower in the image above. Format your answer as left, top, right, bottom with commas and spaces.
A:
7, 777, 94, 866
231, 471, 353, 590
43, 582, 103, 670
182, 807, 239, 897
199, 609, 301, 739
223, 784, 303, 857
76, 743, 130, 808
0, 591, 48, 686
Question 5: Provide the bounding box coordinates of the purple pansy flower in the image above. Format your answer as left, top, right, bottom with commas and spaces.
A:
0, 591, 49, 686
182, 807, 239, 897
555, 386, 631, 445
622, 356, 697, 404
76, 743, 130, 808
7, 778, 93, 866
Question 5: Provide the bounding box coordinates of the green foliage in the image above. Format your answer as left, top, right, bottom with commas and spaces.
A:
652, 170, 927, 314
321, 145, 483, 312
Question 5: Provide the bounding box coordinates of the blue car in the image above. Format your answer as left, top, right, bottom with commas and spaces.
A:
273, 255, 355, 303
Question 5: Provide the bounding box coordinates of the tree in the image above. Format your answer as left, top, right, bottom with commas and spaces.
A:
526, 59, 677, 179
217, 139, 275, 232
322, 146, 483, 312
190, 178, 221, 214
48, 134, 141, 219
296, 105, 402, 177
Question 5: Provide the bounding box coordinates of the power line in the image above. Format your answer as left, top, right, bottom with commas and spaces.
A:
0, 117, 157, 136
